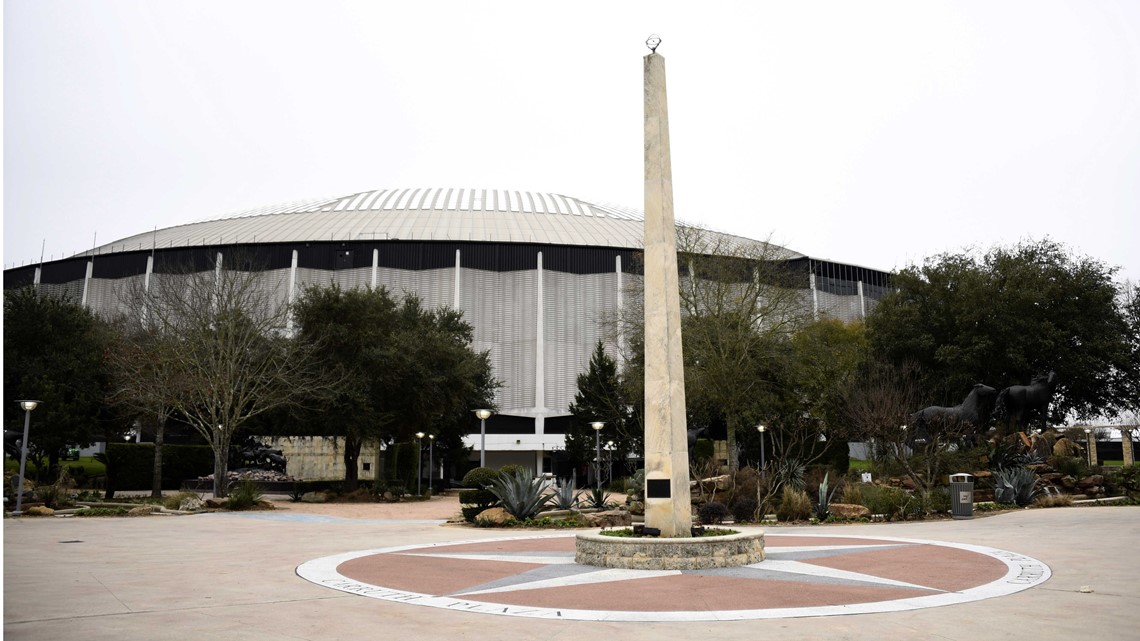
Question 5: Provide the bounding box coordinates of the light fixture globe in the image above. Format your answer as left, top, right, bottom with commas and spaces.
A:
475, 409, 492, 420
591, 421, 604, 431
18, 400, 39, 412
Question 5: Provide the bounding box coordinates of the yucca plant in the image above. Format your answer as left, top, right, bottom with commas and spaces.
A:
550, 479, 581, 510
488, 469, 552, 520
814, 472, 837, 520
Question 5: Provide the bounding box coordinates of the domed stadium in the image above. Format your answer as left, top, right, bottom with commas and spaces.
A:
4, 187, 891, 474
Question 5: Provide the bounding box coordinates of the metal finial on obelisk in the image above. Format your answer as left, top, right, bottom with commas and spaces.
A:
646, 34, 661, 53
642, 37, 693, 538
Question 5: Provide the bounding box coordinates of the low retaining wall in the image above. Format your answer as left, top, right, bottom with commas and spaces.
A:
575, 530, 765, 570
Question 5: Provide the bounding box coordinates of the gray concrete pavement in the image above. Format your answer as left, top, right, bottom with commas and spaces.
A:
5, 506, 1138, 641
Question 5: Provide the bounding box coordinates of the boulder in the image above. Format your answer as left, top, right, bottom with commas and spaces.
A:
179, 496, 205, 511
1054, 438, 1080, 458
828, 503, 871, 519
475, 507, 512, 526
24, 506, 54, 517
584, 509, 632, 528
1060, 475, 1077, 489
127, 506, 153, 517
301, 491, 329, 503
204, 498, 228, 509
1077, 475, 1104, 489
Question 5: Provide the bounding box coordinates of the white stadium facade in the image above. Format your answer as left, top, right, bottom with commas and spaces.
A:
5, 187, 891, 477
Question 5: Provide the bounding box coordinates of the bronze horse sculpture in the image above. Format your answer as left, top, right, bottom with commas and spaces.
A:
994, 371, 1058, 434
909, 383, 999, 445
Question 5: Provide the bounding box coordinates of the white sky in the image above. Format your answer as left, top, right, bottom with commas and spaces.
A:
4, 1, 1139, 283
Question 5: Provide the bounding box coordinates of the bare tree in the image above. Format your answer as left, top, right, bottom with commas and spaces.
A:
841, 361, 967, 493
109, 255, 333, 497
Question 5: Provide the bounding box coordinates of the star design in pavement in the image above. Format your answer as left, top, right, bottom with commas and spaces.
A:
399, 541, 944, 598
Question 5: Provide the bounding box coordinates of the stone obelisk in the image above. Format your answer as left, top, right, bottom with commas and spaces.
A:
642, 37, 693, 538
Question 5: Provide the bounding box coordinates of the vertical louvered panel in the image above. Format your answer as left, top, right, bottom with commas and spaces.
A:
543, 271, 620, 412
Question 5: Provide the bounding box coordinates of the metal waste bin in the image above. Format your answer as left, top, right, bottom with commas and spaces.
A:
950, 473, 974, 519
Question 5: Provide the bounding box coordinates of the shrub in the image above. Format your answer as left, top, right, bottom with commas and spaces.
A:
1104, 464, 1140, 497
459, 466, 500, 514
1053, 456, 1089, 479
163, 492, 203, 510
814, 472, 837, 520
101, 443, 215, 493
488, 469, 551, 520
776, 489, 813, 522
860, 485, 917, 520
919, 487, 952, 515
1034, 493, 1073, 508
698, 501, 731, 525
839, 481, 865, 505
498, 464, 525, 477
730, 497, 758, 523
226, 479, 264, 510
691, 438, 715, 464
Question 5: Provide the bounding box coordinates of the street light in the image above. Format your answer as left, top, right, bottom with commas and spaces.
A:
591, 421, 605, 491
427, 434, 435, 495
1085, 426, 1094, 467
14, 400, 41, 514
415, 432, 425, 495
474, 409, 492, 468
756, 425, 766, 472
604, 440, 615, 485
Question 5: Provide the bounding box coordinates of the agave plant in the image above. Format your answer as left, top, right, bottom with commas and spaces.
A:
582, 485, 613, 510
487, 468, 552, 520
550, 478, 581, 510
993, 467, 1043, 507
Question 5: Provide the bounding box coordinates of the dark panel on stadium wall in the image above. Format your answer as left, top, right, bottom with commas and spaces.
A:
152, 248, 219, 274
4, 266, 37, 290
92, 252, 149, 279
226, 244, 295, 271
40, 258, 89, 284
543, 415, 573, 434
805, 258, 892, 291
466, 414, 536, 435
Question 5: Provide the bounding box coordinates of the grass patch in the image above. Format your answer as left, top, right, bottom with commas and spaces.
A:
848, 459, 872, 472
76, 507, 130, 517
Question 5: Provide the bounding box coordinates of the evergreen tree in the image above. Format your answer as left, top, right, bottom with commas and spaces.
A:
566, 341, 637, 479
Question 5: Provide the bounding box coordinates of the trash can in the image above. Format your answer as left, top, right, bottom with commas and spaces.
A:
949, 473, 974, 519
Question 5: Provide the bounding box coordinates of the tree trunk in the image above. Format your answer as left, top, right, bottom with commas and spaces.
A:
151, 417, 165, 499
213, 435, 230, 498
726, 416, 740, 472
342, 434, 362, 492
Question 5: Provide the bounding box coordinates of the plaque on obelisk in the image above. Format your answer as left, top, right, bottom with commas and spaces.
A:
642, 36, 693, 538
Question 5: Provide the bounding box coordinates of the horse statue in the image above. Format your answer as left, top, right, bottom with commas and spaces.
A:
909, 383, 998, 446
994, 371, 1058, 435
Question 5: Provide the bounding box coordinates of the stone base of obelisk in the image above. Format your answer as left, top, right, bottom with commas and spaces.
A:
574, 530, 765, 570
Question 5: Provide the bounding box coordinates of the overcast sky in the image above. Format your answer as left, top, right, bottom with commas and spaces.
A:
5, 1, 1139, 284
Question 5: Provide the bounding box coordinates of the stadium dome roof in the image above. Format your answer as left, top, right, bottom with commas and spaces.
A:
81, 187, 803, 260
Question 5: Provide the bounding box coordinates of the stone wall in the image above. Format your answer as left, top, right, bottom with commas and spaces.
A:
261, 436, 382, 481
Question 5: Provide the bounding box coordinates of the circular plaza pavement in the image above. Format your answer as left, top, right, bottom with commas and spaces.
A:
296, 529, 1051, 622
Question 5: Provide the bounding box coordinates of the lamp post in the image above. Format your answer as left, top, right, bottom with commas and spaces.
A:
756, 424, 766, 473
591, 421, 604, 492
14, 400, 41, 514
604, 440, 615, 485
415, 432, 425, 495
1084, 428, 1094, 467
474, 409, 492, 467
427, 434, 435, 495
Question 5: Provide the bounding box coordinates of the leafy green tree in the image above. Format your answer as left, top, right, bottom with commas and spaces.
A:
292, 285, 497, 491
4, 288, 113, 478
566, 341, 637, 478
867, 239, 1136, 421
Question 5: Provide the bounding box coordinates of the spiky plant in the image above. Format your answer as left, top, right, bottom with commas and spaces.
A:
550, 479, 581, 510
993, 467, 1042, 507
814, 472, 837, 520
487, 469, 552, 520
583, 485, 613, 510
